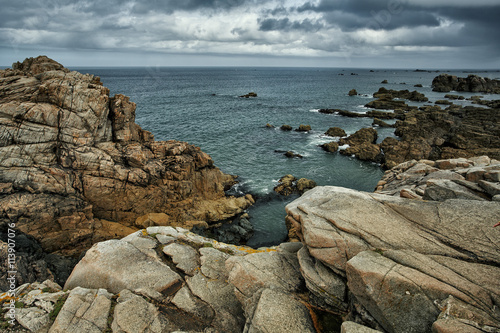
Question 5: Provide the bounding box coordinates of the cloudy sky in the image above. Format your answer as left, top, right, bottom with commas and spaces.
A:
1, 0, 499, 68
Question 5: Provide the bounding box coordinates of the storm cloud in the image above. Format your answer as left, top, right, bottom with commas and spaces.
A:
1, 0, 499, 68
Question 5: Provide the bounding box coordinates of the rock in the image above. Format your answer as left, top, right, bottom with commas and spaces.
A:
280, 124, 293, 131
298, 246, 347, 310
163, 242, 200, 276
372, 118, 394, 128
243, 288, 316, 333
373, 87, 428, 102
296, 178, 317, 193
435, 99, 453, 105
340, 128, 378, 146
265, 123, 275, 128
478, 180, 500, 196
0, 56, 253, 258
284, 151, 303, 158
295, 124, 312, 132
111, 290, 168, 333
49, 287, 112, 333
423, 179, 487, 201
347, 251, 443, 333
274, 174, 316, 195
381, 80, 388, 84
325, 127, 347, 137
341, 321, 383, 333
239, 92, 257, 98
348, 89, 358, 96
15, 307, 50, 332
414, 84, 423, 88
285, 186, 500, 331
64, 239, 183, 295
226, 249, 304, 310
375, 157, 499, 201
432, 74, 500, 93
321, 141, 339, 153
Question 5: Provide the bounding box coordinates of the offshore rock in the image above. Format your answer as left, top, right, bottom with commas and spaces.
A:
0, 56, 253, 256
432, 74, 500, 93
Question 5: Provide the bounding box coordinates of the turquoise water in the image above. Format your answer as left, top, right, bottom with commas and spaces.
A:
72, 67, 500, 247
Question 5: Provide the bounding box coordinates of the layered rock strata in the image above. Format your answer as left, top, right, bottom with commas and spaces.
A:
0, 56, 253, 256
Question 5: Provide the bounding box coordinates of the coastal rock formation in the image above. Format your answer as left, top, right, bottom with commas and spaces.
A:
339, 128, 383, 162
274, 174, 316, 196
0, 56, 253, 256
374, 156, 499, 201
286, 184, 500, 333
432, 74, 500, 93
372, 87, 428, 102
325, 126, 347, 137
1, 227, 319, 332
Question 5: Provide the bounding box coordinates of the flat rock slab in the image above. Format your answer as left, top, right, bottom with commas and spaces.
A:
64, 239, 182, 295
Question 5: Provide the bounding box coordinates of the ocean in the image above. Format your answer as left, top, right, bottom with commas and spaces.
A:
71, 66, 500, 247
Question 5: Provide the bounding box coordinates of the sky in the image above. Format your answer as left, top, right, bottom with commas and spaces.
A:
1, 0, 499, 68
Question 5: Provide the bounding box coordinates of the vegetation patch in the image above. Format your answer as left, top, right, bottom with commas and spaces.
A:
49, 294, 69, 321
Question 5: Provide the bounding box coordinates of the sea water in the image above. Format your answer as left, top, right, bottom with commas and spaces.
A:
72, 66, 500, 247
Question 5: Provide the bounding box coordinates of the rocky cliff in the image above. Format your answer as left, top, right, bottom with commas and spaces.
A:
0, 56, 253, 257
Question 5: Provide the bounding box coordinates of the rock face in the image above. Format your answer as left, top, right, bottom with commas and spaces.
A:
286, 184, 500, 333
0, 56, 253, 256
432, 74, 500, 93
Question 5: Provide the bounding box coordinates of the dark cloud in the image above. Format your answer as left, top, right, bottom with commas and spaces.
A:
258, 18, 323, 32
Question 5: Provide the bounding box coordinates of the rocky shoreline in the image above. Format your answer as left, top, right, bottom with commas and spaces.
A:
1, 58, 500, 332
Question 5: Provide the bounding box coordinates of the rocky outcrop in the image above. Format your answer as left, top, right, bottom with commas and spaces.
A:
432, 74, 500, 93
339, 128, 383, 162
0, 56, 253, 256
375, 156, 499, 201
286, 184, 500, 333
325, 126, 347, 137
274, 174, 316, 196
1, 227, 319, 332
372, 87, 428, 102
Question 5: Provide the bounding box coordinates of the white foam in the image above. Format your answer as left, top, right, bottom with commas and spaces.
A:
309, 109, 320, 113
338, 144, 350, 150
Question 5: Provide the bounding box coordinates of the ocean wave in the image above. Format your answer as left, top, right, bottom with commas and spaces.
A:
338, 144, 350, 150
309, 109, 320, 113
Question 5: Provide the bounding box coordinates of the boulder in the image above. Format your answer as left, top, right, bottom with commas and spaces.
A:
280, 124, 293, 131
296, 124, 312, 132
325, 127, 347, 137
274, 174, 316, 195
243, 288, 316, 333
321, 141, 339, 153
348, 89, 358, 96
49, 287, 112, 333
64, 238, 183, 295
